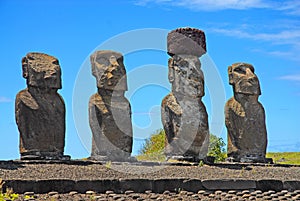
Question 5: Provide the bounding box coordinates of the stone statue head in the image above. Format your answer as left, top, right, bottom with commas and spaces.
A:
169, 54, 204, 98
90, 50, 127, 91
228, 62, 261, 95
22, 52, 62, 89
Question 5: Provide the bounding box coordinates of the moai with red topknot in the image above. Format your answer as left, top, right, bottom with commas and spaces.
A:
161, 27, 210, 162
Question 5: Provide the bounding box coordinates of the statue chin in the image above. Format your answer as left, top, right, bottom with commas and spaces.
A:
27, 79, 62, 90
235, 87, 261, 96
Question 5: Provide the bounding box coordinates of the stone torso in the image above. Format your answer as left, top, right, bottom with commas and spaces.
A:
162, 93, 209, 159
225, 96, 267, 159
16, 88, 65, 155
89, 93, 133, 160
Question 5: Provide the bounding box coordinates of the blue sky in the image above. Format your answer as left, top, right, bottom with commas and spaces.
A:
0, 0, 299, 160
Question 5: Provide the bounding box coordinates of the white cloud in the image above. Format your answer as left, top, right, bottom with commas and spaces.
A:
134, 0, 268, 10
279, 74, 300, 82
134, 0, 300, 61
208, 27, 300, 61
134, 0, 300, 12
275, 0, 300, 15
134, 0, 172, 6
0, 96, 12, 103
173, 0, 271, 11
208, 28, 300, 44
267, 51, 294, 57
252, 48, 300, 61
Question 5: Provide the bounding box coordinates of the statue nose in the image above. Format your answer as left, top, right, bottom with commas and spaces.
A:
246, 68, 255, 78
246, 68, 258, 84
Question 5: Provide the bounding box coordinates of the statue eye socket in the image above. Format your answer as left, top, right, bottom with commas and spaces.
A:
179, 61, 188, 67
234, 67, 246, 74
97, 57, 109, 66
52, 60, 59, 65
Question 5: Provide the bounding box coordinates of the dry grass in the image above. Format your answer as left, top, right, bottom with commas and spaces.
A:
267, 152, 300, 165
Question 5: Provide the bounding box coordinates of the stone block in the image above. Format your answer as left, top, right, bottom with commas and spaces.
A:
202, 179, 256, 190
119, 179, 153, 193
283, 181, 300, 191
256, 180, 283, 192
75, 179, 119, 193
153, 179, 185, 193
182, 179, 204, 192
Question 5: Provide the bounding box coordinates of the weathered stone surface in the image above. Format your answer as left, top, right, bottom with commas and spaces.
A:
3, 179, 300, 195
283, 181, 300, 191
202, 179, 256, 190
167, 27, 206, 57
89, 50, 134, 162
256, 180, 283, 192
35, 180, 75, 193
119, 179, 153, 193
162, 28, 209, 162
15, 52, 68, 160
225, 62, 268, 163
75, 180, 119, 193
153, 178, 185, 193
182, 179, 204, 192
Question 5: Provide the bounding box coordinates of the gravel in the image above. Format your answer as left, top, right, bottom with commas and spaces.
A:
9, 189, 300, 201
1, 161, 300, 200
0, 161, 300, 181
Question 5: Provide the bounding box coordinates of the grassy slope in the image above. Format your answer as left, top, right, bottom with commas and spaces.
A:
267, 152, 300, 165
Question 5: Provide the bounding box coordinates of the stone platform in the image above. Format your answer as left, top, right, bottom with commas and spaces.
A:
1, 160, 300, 194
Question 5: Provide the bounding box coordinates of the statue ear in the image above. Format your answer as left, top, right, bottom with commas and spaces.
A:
22, 57, 28, 78
168, 58, 175, 83
90, 54, 97, 77
228, 65, 234, 85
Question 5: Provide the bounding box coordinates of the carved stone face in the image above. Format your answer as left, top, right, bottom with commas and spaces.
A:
22, 53, 62, 89
228, 63, 261, 95
91, 51, 127, 91
169, 54, 204, 98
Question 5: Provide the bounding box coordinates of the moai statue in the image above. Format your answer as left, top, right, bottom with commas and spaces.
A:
89, 50, 135, 162
225, 62, 271, 163
15, 52, 69, 160
161, 27, 210, 162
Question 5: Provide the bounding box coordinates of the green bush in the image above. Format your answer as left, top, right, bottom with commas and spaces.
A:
137, 129, 227, 162
139, 129, 165, 155
208, 134, 227, 162
137, 129, 166, 162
